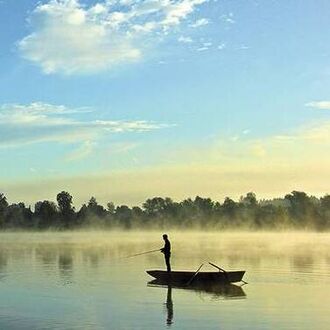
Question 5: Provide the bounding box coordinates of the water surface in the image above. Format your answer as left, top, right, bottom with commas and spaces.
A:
0, 231, 329, 329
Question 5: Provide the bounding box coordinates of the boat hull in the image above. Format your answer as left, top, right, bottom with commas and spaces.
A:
146, 270, 245, 284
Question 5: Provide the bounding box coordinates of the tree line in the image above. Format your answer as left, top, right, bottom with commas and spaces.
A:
0, 191, 329, 230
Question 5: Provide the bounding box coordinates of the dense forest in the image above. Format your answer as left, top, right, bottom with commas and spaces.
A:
0, 191, 329, 230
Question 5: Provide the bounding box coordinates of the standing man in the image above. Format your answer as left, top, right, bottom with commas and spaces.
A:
161, 234, 171, 272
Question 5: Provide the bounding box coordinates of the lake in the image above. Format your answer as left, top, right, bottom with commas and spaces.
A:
0, 231, 329, 329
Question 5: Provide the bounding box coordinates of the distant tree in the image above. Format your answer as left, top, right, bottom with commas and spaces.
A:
320, 195, 330, 209
76, 197, 107, 228
56, 191, 75, 228
284, 191, 317, 228
0, 193, 8, 209
34, 200, 58, 228
240, 192, 257, 207
194, 196, 214, 214
107, 202, 115, 214
255, 204, 277, 228
57, 191, 73, 213
87, 197, 106, 218
4, 203, 32, 228
104, 202, 116, 228
132, 206, 143, 217
237, 192, 259, 227
142, 197, 178, 228
0, 193, 8, 228
174, 198, 191, 227
319, 195, 330, 229
222, 197, 238, 216
185, 196, 213, 227
143, 197, 173, 216
115, 205, 132, 229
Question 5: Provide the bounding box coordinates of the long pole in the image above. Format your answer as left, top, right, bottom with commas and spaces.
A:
208, 262, 248, 284
208, 262, 230, 283
186, 263, 204, 286
125, 248, 161, 258
208, 262, 226, 273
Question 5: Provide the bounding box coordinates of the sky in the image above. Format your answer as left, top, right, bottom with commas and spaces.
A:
0, 0, 330, 207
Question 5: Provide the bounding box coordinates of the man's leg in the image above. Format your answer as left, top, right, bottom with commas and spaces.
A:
165, 254, 171, 272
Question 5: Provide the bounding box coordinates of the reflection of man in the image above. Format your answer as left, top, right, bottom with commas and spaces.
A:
166, 286, 173, 326
161, 234, 171, 272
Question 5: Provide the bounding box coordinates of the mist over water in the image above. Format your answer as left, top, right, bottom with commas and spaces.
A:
0, 231, 329, 329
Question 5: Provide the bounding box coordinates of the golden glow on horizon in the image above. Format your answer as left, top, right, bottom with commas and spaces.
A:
2, 120, 330, 206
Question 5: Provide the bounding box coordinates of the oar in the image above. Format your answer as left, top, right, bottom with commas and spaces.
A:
208, 262, 248, 284
125, 248, 161, 258
208, 262, 227, 273
186, 263, 204, 286
208, 262, 230, 283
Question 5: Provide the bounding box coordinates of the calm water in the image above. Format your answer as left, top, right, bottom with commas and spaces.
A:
0, 231, 329, 329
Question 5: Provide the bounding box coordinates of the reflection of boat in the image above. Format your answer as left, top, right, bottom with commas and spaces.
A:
148, 280, 246, 299
146, 269, 245, 284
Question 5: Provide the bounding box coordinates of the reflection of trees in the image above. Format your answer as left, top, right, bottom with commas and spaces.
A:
0, 249, 8, 278
35, 245, 57, 267
292, 254, 314, 272
58, 252, 74, 283
82, 249, 100, 268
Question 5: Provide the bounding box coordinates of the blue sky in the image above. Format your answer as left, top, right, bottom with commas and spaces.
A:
0, 0, 330, 206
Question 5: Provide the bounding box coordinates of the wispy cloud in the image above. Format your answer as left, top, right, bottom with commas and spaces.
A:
64, 140, 96, 162
19, 0, 208, 75
196, 42, 212, 51
0, 102, 168, 149
178, 36, 193, 43
106, 142, 139, 155
168, 120, 330, 171
221, 13, 235, 24
190, 18, 209, 28
273, 122, 330, 144
305, 101, 330, 110
217, 43, 226, 50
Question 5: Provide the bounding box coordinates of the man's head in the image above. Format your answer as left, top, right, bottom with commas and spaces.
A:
163, 234, 168, 240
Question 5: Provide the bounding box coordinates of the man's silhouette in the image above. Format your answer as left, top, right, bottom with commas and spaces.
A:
161, 234, 171, 272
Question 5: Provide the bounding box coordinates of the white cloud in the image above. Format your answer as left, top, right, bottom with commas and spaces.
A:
106, 142, 138, 154
273, 122, 330, 143
195, 40, 212, 51
305, 101, 330, 110
217, 43, 225, 50
242, 129, 250, 135
0, 102, 168, 149
178, 36, 193, 43
190, 18, 209, 28
196, 47, 208, 51
65, 140, 96, 161
169, 120, 330, 171
19, 0, 208, 74
238, 45, 249, 50
221, 13, 235, 24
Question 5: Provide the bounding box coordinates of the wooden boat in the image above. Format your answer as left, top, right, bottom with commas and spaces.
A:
146, 269, 245, 284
